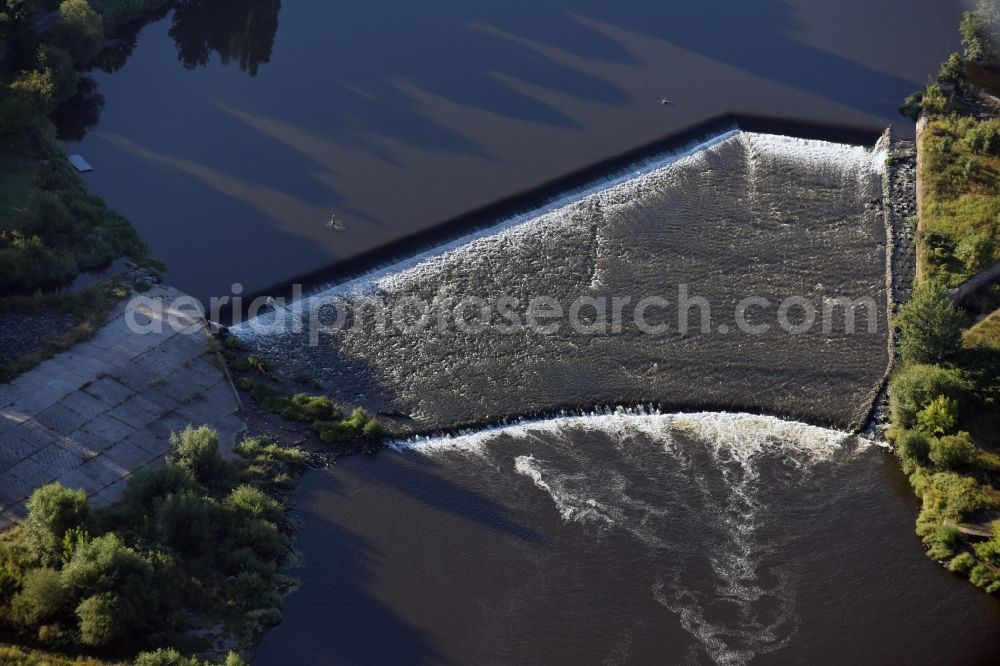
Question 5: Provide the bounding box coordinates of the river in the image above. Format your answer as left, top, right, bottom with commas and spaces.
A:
63, 0, 963, 303
254, 413, 1000, 665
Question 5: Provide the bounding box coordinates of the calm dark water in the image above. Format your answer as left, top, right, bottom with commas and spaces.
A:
254, 414, 1000, 665
64, 0, 963, 302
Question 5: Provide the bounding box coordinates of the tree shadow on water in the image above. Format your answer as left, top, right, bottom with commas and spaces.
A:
254, 517, 445, 665
343, 450, 543, 543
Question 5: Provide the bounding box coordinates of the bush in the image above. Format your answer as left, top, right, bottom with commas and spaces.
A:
122, 464, 198, 511
950, 551, 977, 573
929, 431, 978, 469
963, 120, 1000, 155
922, 83, 949, 115
889, 363, 965, 429
955, 232, 995, 273
362, 419, 384, 440
168, 425, 226, 484
899, 88, 925, 121
896, 429, 932, 467
10, 67, 56, 113
75, 593, 122, 647
896, 280, 964, 363
11, 568, 65, 626
60, 534, 162, 642
939, 52, 966, 84
287, 393, 339, 421
223, 336, 245, 351
20, 484, 91, 567
226, 485, 281, 521
155, 491, 216, 555
314, 419, 354, 443
916, 395, 959, 435
133, 649, 246, 666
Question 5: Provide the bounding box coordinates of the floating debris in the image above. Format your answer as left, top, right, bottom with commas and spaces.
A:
326, 214, 345, 231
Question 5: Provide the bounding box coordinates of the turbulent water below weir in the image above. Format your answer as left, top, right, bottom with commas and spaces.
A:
237, 131, 889, 431
254, 413, 1000, 665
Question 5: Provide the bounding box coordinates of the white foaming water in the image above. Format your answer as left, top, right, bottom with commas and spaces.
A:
233, 130, 885, 332
393, 411, 877, 666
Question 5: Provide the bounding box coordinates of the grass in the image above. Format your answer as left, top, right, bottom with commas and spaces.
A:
964, 308, 1000, 349
918, 115, 1000, 285
0, 643, 116, 665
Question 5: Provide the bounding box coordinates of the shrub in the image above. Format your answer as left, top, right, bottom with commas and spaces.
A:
896, 280, 964, 363
362, 419, 384, 440
889, 363, 965, 428
168, 425, 226, 484
896, 429, 932, 467
11, 568, 66, 626
916, 395, 959, 435
929, 431, 978, 469
122, 464, 198, 511
927, 524, 964, 560
963, 120, 1000, 155
223, 336, 245, 351
20, 484, 91, 566
899, 89, 924, 121
939, 52, 966, 84
314, 419, 354, 443
287, 393, 339, 421
10, 67, 56, 113
155, 491, 216, 555
226, 485, 281, 521
60, 534, 162, 641
922, 83, 949, 115
237, 377, 254, 390
133, 649, 246, 666
950, 551, 977, 573
955, 232, 995, 273
75, 593, 122, 647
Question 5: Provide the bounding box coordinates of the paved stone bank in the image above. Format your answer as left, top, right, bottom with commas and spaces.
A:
0, 286, 244, 529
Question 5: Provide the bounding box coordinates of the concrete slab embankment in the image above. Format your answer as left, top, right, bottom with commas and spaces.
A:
0, 286, 244, 529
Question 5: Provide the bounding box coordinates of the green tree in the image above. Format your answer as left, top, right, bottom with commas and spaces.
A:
40, 44, 79, 104
961, 0, 1000, 63
75, 593, 123, 647
890, 364, 965, 428
896, 429, 932, 467
10, 568, 65, 626
55, 0, 105, 64
896, 280, 964, 364
916, 395, 959, 435
929, 431, 978, 469
939, 52, 965, 84
10, 67, 56, 113
20, 483, 91, 567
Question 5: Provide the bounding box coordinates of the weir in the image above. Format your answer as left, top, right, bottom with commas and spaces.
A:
231, 116, 885, 317
234, 130, 891, 432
